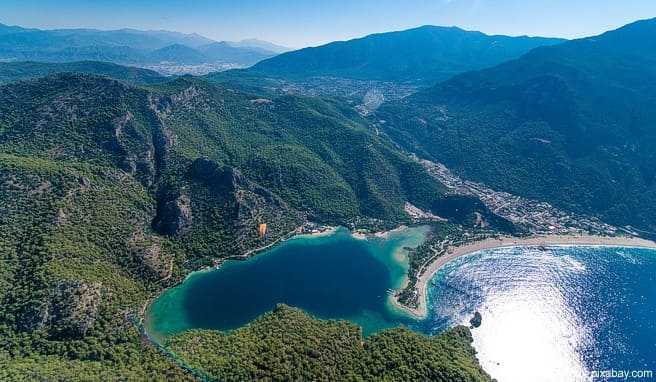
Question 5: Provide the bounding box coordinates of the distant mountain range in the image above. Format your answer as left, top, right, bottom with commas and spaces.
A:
377, 18, 656, 233
248, 25, 565, 85
0, 22, 288, 73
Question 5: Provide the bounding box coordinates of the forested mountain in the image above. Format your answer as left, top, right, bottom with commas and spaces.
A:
1, 72, 444, 253
0, 72, 477, 378
0, 22, 278, 70
377, 18, 656, 233
249, 25, 564, 85
168, 305, 492, 381
0, 61, 166, 85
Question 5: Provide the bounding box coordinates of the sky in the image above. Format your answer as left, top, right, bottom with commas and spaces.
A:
1, 0, 655, 48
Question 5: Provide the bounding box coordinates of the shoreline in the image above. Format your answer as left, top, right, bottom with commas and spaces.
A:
351, 224, 411, 240
373, 225, 408, 238
140, 225, 308, 336
393, 234, 656, 319
141, 224, 419, 336
289, 226, 339, 240
140, 224, 355, 336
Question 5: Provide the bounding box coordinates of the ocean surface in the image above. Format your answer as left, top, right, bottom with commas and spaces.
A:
415, 245, 656, 382
146, 230, 656, 381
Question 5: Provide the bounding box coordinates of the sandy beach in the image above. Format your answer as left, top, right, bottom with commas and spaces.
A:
351, 232, 367, 240
292, 226, 338, 239
373, 225, 408, 238
351, 225, 411, 241
394, 234, 656, 318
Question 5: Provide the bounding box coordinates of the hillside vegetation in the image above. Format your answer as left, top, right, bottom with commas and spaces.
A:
0, 72, 462, 379
249, 25, 563, 85
0, 61, 166, 85
378, 18, 656, 233
168, 305, 493, 382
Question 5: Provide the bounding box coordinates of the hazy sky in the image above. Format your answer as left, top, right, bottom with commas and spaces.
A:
1, 0, 655, 48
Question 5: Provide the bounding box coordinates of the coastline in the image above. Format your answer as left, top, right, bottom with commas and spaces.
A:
394, 234, 656, 319
374, 225, 408, 238
289, 226, 339, 240
142, 224, 422, 339
351, 224, 410, 241
141, 225, 337, 313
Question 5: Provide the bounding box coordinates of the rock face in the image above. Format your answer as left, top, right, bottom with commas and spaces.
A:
190, 157, 281, 208
189, 157, 235, 192
153, 192, 193, 237
139, 243, 173, 280
470, 311, 482, 328
40, 281, 103, 339
153, 157, 303, 253
188, 157, 304, 253
110, 111, 157, 186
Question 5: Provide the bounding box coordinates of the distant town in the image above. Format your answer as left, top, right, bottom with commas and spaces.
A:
417, 157, 621, 236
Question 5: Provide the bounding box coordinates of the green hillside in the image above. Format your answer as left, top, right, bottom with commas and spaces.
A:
249, 25, 564, 85
0, 72, 474, 380
0, 72, 446, 261
377, 18, 656, 233
0, 61, 166, 85
168, 305, 493, 382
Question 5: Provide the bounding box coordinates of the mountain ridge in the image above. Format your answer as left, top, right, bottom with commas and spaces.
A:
0, 60, 166, 84
377, 17, 656, 233
248, 25, 565, 85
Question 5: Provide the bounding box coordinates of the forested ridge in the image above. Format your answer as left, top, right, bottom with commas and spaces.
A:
0, 72, 493, 380
168, 305, 493, 382
0, 61, 166, 85
377, 18, 656, 234
248, 25, 563, 85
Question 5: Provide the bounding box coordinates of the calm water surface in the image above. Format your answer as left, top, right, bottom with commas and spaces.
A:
146, 226, 428, 339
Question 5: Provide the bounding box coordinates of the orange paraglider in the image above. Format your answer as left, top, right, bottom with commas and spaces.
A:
258, 223, 267, 238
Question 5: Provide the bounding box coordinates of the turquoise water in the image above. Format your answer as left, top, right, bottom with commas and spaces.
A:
146, 226, 429, 340
416, 245, 656, 382
147, 232, 656, 381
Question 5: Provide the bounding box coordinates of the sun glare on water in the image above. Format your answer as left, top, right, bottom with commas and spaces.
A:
471, 284, 589, 382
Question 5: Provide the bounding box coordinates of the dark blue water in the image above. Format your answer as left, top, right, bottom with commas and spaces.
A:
146, 226, 428, 339
416, 246, 656, 382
